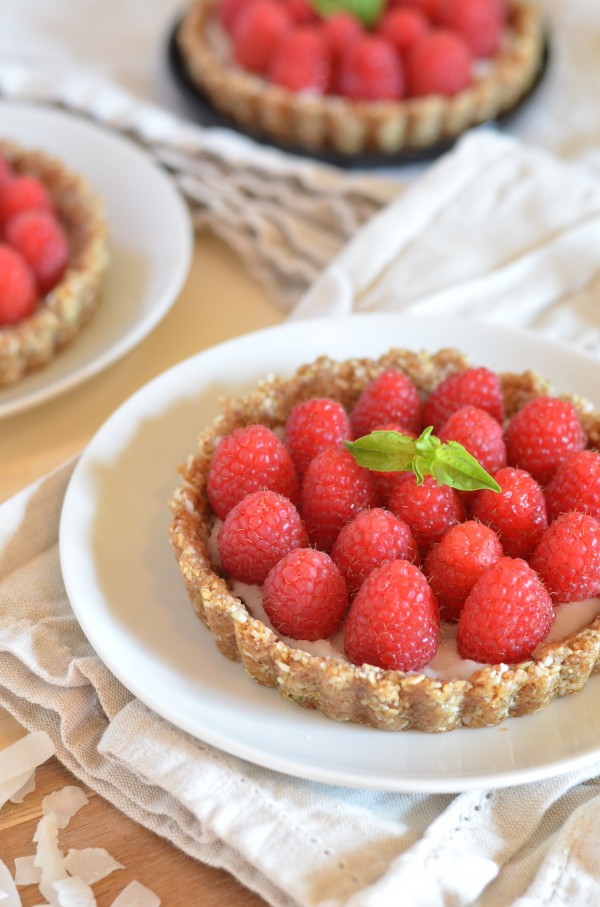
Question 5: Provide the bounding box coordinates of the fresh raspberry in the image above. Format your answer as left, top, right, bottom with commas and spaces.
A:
389, 473, 466, 553
217, 0, 252, 32
441, 0, 505, 57
344, 559, 440, 671
438, 405, 507, 475
331, 507, 419, 597
217, 490, 308, 585
284, 396, 350, 477
529, 512, 600, 603
284, 0, 318, 24
5, 210, 69, 294
0, 244, 38, 325
378, 7, 430, 54
262, 548, 348, 640
405, 30, 473, 97
0, 154, 13, 191
424, 520, 503, 620
270, 28, 331, 93
322, 12, 364, 61
392, 0, 445, 23
0, 175, 53, 226
504, 396, 586, 486
232, 0, 292, 74
545, 451, 600, 522
337, 35, 405, 100
367, 422, 415, 503
457, 557, 554, 664
421, 367, 504, 433
470, 466, 548, 558
300, 447, 379, 551
207, 424, 299, 520
350, 369, 421, 439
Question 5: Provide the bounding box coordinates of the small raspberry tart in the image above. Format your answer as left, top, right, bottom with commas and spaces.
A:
170, 348, 600, 732
176, 0, 546, 156
0, 141, 109, 387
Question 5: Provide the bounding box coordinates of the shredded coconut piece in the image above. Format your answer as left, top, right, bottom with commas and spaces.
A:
10, 772, 37, 805
53, 877, 97, 907
110, 881, 160, 907
41, 787, 89, 830
34, 812, 68, 905
14, 855, 41, 886
0, 732, 55, 811
0, 858, 22, 906
64, 850, 124, 886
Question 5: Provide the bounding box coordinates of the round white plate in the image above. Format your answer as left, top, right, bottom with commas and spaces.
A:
0, 102, 192, 419
59, 314, 600, 793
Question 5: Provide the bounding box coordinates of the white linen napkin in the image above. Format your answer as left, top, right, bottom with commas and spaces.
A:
3, 461, 600, 907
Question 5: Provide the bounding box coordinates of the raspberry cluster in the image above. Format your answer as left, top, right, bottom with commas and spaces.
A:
0, 151, 69, 326
217, 0, 507, 101
207, 361, 600, 674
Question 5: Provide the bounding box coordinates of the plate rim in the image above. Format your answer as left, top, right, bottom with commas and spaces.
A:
0, 101, 193, 420
59, 313, 600, 793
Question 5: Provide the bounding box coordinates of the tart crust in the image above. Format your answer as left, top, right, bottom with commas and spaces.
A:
0, 141, 109, 387
177, 0, 546, 156
169, 348, 600, 733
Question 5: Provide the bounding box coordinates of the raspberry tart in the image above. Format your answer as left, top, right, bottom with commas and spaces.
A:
170, 347, 600, 733
176, 0, 546, 157
0, 141, 108, 387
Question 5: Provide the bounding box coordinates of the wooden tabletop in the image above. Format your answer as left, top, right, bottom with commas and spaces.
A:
0, 231, 281, 906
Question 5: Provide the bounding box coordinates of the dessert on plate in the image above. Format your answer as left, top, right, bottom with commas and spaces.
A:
0, 141, 109, 387
176, 0, 546, 156
169, 348, 600, 732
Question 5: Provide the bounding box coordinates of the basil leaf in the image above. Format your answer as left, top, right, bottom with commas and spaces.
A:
344, 431, 416, 472
432, 442, 502, 492
309, 0, 385, 26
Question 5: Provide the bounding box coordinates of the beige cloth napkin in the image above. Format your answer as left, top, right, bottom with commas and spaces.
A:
3, 461, 600, 907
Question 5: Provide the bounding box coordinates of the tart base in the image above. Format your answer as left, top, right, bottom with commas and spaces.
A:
169, 349, 600, 733
0, 141, 109, 387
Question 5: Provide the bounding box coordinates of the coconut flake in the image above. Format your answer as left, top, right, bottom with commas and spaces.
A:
0, 859, 22, 907
33, 812, 68, 905
63, 850, 124, 886
110, 881, 160, 907
52, 877, 96, 907
9, 771, 37, 805
41, 787, 89, 830
0, 732, 54, 786
14, 855, 41, 886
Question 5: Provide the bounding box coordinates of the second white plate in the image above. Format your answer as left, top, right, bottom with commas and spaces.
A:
59, 314, 600, 792
0, 102, 193, 419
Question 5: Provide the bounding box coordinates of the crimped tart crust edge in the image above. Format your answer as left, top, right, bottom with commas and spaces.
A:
169, 349, 600, 733
176, 0, 546, 156
0, 141, 109, 387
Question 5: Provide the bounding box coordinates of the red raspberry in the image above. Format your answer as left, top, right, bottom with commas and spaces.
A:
378, 7, 430, 54
392, 0, 445, 23
207, 424, 299, 520
424, 520, 503, 620
232, 0, 292, 74
217, 0, 252, 32
389, 474, 466, 553
367, 422, 415, 503
421, 366, 504, 433
262, 548, 348, 640
457, 557, 554, 664
0, 244, 38, 325
545, 451, 600, 522
322, 12, 364, 61
438, 405, 507, 475
529, 512, 600, 603
350, 369, 421, 439
300, 447, 379, 551
284, 396, 350, 477
5, 211, 69, 294
332, 507, 419, 597
270, 28, 331, 93
217, 490, 308, 585
504, 397, 586, 486
344, 559, 440, 671
0, 154, 13, 190
470, 466, 548, 558
284, 0, 318, 24
405, 30, 473, 97
441, 0, 505, 57
0, 175, 53, 226
337, 35, 405, 100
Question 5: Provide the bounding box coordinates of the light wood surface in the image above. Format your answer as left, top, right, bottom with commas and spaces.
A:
0, 230, 282, 905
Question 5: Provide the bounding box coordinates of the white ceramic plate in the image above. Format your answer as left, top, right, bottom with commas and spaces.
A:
59, 314, 600, 793
0, 102, 192, 419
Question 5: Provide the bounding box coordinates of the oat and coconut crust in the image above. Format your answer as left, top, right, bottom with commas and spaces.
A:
177, 0, 545, 156
0, 141, 109, 387
169, 349, 600, 733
